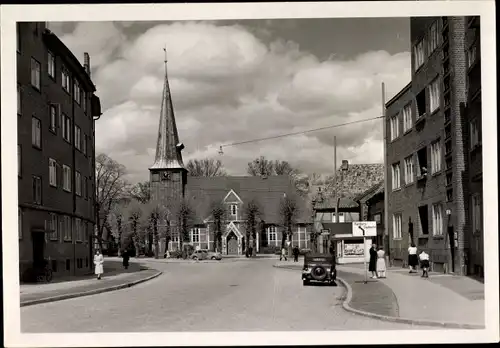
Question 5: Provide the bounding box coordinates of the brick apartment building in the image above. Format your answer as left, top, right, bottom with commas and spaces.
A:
464, 16, 483, 277
386, 17, 483, 276
17, 22, 102, 280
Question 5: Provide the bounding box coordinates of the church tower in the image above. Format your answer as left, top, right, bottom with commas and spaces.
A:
149, 48, 188, 204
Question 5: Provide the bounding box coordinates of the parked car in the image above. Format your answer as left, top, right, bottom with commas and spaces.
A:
301, 253, 337, 286
191, 250, 208, 260
196, 249, 222, 260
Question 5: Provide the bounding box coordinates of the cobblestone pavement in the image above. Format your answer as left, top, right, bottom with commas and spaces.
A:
21, 259, 439, 332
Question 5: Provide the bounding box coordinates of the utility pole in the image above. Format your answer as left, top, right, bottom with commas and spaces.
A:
382, 82, 390, 266
332, 135, 338, 254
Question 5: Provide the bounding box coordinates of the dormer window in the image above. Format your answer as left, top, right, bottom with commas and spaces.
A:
230, 204, 237, 217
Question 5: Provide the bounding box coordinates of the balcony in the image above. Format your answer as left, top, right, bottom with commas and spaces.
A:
444, 109, 451, 125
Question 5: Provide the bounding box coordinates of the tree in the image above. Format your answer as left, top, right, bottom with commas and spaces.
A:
128, 181, 151, 204
208, 199, 228, 252
279, 191, 300, 257
186, 158, 227, 177
122, 200, 144, 255
242, 198, 262, 257
172, 196, 196, 259
95, 153, 129, 251
247, 156, 275, 176
107, 201, 128, 256
142, 201, 172, 258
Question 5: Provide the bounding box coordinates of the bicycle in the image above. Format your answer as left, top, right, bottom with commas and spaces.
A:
36, 261, 53, 283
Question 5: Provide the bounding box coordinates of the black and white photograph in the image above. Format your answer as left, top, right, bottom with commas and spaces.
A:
1, 1, 498, 346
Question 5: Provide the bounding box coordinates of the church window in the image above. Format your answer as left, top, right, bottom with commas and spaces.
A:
268, 226, 277, 241
191, 228, 200, 243
230, 204, 237, 217
151, 173, 160, 182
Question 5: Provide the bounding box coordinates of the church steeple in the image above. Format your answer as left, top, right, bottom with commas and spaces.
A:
150, 47, 185, 170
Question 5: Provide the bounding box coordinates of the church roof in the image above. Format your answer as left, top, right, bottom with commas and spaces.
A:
150, 55, 185, 170
185, 175, 312, 225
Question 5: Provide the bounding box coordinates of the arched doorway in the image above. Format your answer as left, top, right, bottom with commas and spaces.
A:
227, 231, 238, 255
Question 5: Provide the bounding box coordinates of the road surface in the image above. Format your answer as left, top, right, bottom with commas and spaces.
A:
21, 259, 435, 332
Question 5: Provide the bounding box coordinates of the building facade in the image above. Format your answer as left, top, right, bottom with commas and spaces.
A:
148, 58, 313, 256
464, 16, 483, 277
386, 17, 482, 276
17, 22, 102, 280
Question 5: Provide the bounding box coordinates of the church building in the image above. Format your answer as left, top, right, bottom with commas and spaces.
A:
148, 55, 313, 256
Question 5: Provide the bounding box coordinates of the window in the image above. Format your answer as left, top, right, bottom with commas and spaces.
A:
18, 145, 22, 177
48, 51, 56, 78
82, 92, 87, 113
49, 158, 57, 187
49, 213, 58, 240
191, 228, 200, 243
402, 104, 412, 132
467, 45, 477, 69
75, 218, 82, 241
62, 114, 71, 142
413, 39, 425, 70
75, 171, 82, 196
428, 21, 439, 55
391, 162, 401, 190
470, 118, 481, 149
74, 80, 81, 104
416, 88, 426, 118
268, 226, 277, 241
230, 204, 237, 217
471, 194, 482, 235
31, 58, 41, 90
390, 115, 399, 140
17, 85, 22, 115
49, 104, 57, 132
63, 216, 72, 241
83, 176, 88, 199
416, 147, 428, 177
18, 208, 22, 239
32, 116, 41, 148
392, 214, 402, 239
418, 205, 429, 235
75, 125, 82, 150
428, 78, 441, 113
430, 141, 442, 174
432, 203, 443, 236
62, 66, 71, 92
32, 176, 42, 204
83, 134, 87, 155
404, 156, 414, 184
63, 165, 71, 192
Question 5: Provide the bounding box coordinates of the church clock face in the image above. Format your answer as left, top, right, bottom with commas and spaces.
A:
161, 172, 171, 181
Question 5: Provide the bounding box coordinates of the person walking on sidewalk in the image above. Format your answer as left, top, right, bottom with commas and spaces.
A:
419, 250, 430, 278
376, 247, 387, 278
94, 249, 104, 280
408, 243, 418, 273
369, 243, 377, 278
292, 246, 300, 262
280, 247, 288, 261
122, 249, 130, 270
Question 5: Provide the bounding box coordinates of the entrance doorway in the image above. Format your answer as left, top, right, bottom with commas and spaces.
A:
227, 232, 238, 255
32, 232, 46, 268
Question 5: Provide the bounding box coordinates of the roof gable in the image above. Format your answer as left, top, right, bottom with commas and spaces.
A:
223, 189, 243, 204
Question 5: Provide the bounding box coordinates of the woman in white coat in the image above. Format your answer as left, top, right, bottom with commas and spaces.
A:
376, 247, 387, 278
94, 249, 104, 280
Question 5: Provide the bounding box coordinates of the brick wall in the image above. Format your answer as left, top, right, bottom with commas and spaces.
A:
326, 163, 384, 199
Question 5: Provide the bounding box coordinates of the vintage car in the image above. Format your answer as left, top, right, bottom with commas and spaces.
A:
301, 253, 337, 286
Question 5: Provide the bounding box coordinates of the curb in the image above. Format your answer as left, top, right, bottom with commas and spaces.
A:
20, 270, 162, 307
336, 277, 484, 330
273, 264, 484, 330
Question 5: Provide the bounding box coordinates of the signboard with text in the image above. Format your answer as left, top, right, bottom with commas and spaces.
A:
352, 221, 377, 237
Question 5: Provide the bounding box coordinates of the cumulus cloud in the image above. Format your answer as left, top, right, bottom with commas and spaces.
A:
53, 20, 410, 184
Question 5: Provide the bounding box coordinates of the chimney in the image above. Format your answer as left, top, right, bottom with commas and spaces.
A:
84, 52, 91, 77
341, 160, 349, 171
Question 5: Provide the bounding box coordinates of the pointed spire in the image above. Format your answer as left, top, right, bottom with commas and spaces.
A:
150, 46, 185, 170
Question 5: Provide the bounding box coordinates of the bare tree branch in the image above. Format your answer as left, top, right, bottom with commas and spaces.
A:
186, 158, 227, 177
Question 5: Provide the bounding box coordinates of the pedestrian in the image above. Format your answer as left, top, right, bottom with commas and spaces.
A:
376, 247, 387, 278
122, 249, 130, 270
419, 250, 430, 278
293, 246, 300, 262
408, 242, 418, 273
94, 249, 104, 280
369, 243, 377, 279
249, 246, 253, 258
280, 247, 287, 261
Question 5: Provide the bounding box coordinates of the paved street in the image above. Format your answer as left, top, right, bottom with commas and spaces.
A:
21, 259, 438, 332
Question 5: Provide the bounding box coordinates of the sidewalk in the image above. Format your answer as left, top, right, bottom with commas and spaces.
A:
273, 261, 485, 328
20, 258, 161, 307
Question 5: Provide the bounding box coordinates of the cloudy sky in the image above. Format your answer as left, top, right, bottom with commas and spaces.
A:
49, 18, 411, 183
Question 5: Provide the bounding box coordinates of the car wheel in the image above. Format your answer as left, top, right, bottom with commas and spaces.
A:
303, 280, 310, 286
311, 266, 327, 281
193, 256, 198, 260
211, 256, 216, 260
